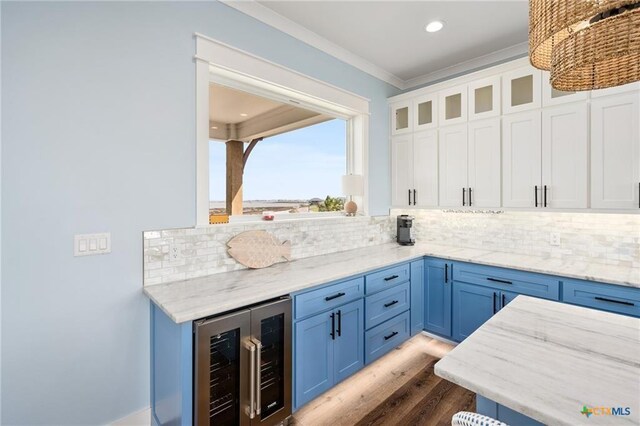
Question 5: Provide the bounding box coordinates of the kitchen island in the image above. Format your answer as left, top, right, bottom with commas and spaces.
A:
435, 296, 640, 426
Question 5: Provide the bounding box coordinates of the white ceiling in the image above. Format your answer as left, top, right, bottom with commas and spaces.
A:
210, 83, 284, 123
225, 1, 529, 89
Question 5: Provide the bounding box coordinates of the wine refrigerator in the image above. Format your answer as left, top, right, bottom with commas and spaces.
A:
194, 297, 292, 426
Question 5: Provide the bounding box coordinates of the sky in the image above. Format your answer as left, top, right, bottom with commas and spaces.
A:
210, 119, 346, 201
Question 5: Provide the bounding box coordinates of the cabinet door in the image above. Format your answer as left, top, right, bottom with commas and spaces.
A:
410, 260, 425, 335
468, 118, 501, 207
502, 111, 542, 208
439, 84, 468, 126
391, 102, 412, 135
333, 299, 364, 383
591, 81, 640, 98
424, 259, 452, 338
294, 313, 334, 409
591, 93, 640, 209
542, 103, 588, 208
502, 66, 541, 114
391, 134, 413, 206
439, 124, 468, 206
452, 282, 496, 342
413, 130, 438, 207
541, 71, 588, 107
499, 291, 520, 310
468, 76, 501, 120
414, 93, 438, 130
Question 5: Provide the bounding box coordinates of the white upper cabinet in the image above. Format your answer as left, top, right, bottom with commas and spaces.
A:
502, 111, 542, 208
391, 102, 412, 135
591, 81, 640, 98
391, 134, 413, 206
468, 119, 501, 207
502, 66, 542, 114
438, 124, 468, 206
439, 84, 468, 126
468, 76, 501, 120
541, 103, 588, 208
591, 93, 640, 209
414, 94, 438, 131
541, 71, 588, 107
412, 130, 439, 207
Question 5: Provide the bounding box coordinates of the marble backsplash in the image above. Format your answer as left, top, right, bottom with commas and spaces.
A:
391, 209, 640, 269
143, 216, 395, 286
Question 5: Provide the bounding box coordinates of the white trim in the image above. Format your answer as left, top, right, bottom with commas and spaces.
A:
221, 0, 529, 91
195, 34, 370, 226
220, 0, 405, 89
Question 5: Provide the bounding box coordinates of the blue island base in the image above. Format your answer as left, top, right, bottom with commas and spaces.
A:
476, 394, 544, 426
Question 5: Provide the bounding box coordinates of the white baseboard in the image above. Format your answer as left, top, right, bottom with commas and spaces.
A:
109, 407, 151, 426
421, 330, 458, 346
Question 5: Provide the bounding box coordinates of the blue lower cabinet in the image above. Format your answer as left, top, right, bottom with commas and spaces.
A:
410, 260, 425, 335
477, 395, 544, 426
424, 258, 453, 338
452, 282, 496, 342
365, 282, 410, 330
334, 299, 365, 383
365, 311, 410, 364
294, 299, 364, 410
562, 279, 640, 318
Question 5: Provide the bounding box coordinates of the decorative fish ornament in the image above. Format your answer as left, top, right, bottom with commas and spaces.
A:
227, 230, 292, 269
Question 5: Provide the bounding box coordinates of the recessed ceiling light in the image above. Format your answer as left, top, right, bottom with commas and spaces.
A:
425, 21, 444, 33
211, 126, 218, 130
240, 113, 248, 117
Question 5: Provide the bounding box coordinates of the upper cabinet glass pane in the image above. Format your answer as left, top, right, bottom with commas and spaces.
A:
511, 75, 534, 106
551, 87, 575, 99
445, 94, 462, 120
418, 101, 433, 125
396, 107, 409, 131
474, 86, 493, 114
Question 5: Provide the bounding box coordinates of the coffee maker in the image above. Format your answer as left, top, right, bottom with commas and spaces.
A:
397, 215, 415, 246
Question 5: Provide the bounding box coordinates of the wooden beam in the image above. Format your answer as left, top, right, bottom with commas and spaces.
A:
226, 140, 244, 215
243, 137, 263, 168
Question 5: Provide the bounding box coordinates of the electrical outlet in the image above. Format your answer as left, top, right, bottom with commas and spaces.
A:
550, 233, 561, 246
168, 244, 181, 261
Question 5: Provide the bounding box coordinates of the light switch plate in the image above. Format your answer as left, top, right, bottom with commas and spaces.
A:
550, 232, 561, 246
74, 233, 111, 256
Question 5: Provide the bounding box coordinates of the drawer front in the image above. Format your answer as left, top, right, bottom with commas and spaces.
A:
366, 263, 410, 295
453, 262, 560, 300
365, 311, 410, 364
563, 279, 640, 317
294, 277, 364, 320
365, 282, 410, 330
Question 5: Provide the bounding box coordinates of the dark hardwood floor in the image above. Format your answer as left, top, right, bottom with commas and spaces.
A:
292, 335, 475, 426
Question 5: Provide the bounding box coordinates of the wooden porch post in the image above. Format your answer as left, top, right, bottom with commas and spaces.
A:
226, 140, 244, 215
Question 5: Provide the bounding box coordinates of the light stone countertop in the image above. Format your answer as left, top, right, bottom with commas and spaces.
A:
435, 296, 640, 426
143, 242, 640, 323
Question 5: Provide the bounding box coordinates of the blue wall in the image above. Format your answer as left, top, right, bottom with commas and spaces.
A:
0, 1, 398, 424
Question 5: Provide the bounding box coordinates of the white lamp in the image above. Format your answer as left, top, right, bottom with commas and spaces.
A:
341, 174, 364, 216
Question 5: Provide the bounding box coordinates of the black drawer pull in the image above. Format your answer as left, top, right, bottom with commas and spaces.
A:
594, 296, 634, 306
384, 275, 399, 281
384, 331, 398, 341
384, 300, 399, 308
487, 277, 513, 285
325, 292, 346, 301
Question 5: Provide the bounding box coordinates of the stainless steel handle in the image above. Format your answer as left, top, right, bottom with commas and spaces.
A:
252, 338, 262, 416
246, 340, 256, 419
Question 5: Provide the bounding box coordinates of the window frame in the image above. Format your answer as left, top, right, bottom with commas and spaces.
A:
195, 33, 370, 226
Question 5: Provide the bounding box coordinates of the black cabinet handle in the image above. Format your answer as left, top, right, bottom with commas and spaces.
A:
336, 310, 342, 337
445, 264, 448, 283
413, 189, 417, 205
384, 331, 398, 341
462, 188, 466, 206
502, 294, 506, 308
638, 182, 639, 208
408, 189, 412, 206
468, 187, 472, 206
384, 275, 399, 281
544, 185, 548, 208
492, 292, 497, 313
325, 292, 346, 301
384, 300, 399, 308
594, 296, 634, 306
487, 277, 513, 285
330, 313, 335, 340
535, 185, 538, 207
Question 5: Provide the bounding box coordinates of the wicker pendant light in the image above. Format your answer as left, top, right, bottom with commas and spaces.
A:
529, 0, 640, 91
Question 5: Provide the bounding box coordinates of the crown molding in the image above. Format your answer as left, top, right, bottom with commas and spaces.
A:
222, 0, 529, 92
221, 0, 405, 89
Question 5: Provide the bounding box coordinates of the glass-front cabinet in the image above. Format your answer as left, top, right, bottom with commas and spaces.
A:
468, 76, 501, 120
391, 102, 412, 135
413, 93, 438, 130
502, 66, 541, 114
439, 84, 468, 126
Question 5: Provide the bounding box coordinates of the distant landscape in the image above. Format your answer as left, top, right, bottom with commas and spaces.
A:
209, 197, 345, 215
